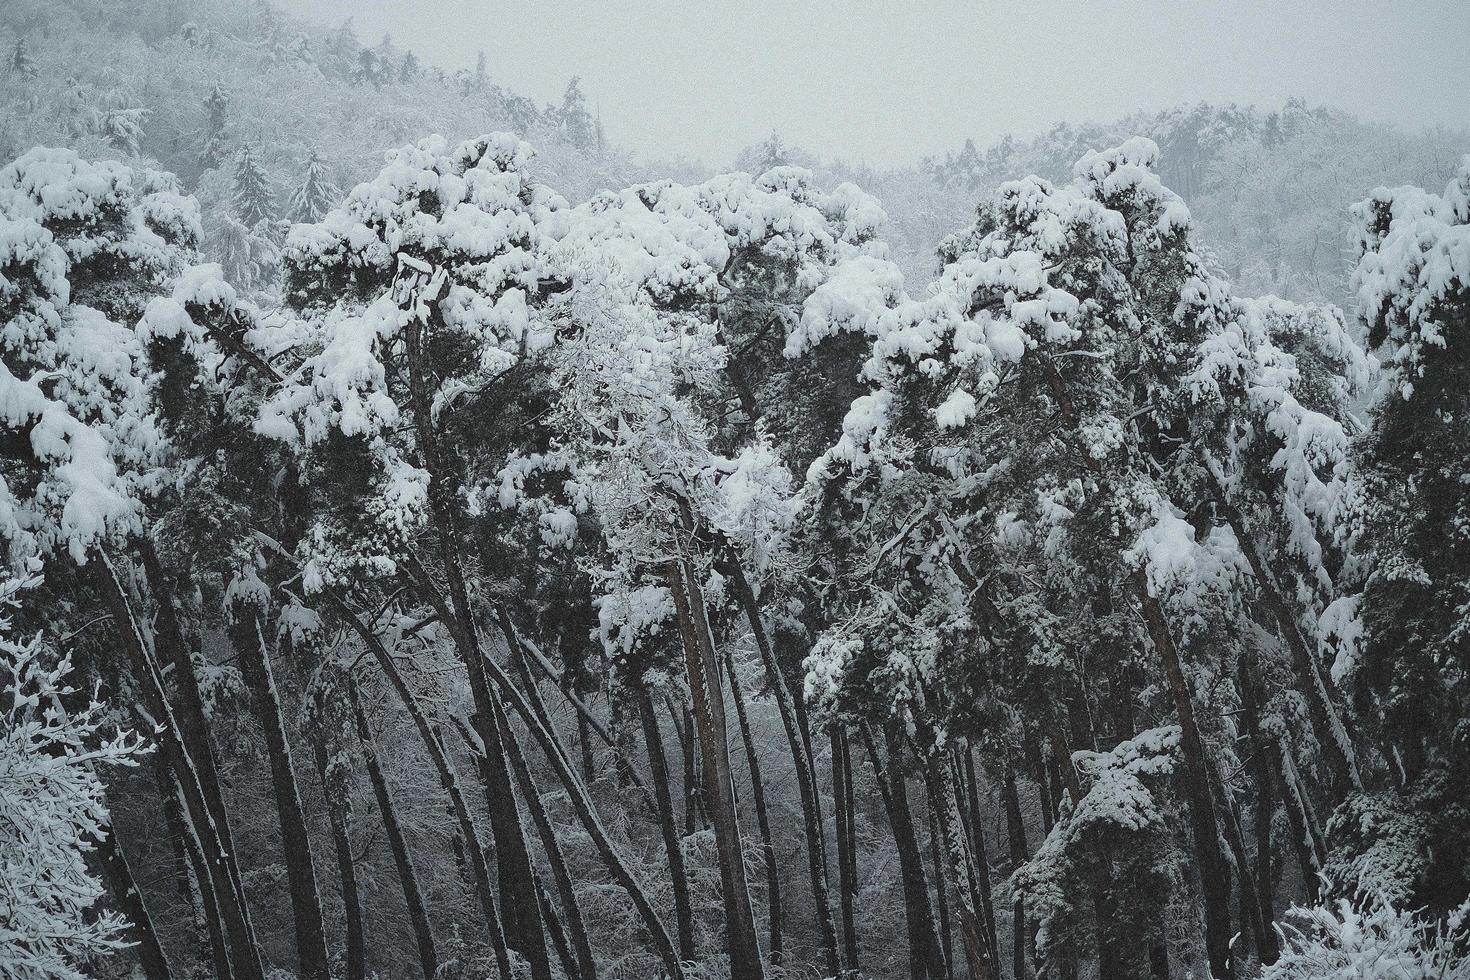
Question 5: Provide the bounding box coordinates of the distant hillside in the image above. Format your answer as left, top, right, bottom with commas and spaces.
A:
0, 0, 651, 292
3, 0, 1465, 311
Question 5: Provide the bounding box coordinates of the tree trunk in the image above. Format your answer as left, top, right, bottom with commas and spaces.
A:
518, 634, 650, 798
230, 611, 330, 980
1276, 736, 1324, 901
958, 749, 1000, 980
922, 755, 992, 980
1134, 575, 1234, 979
727, 558, 841, 977
672, 697, 703, 834
638, 682, 697, 964
1000, 760, 1030, 980
323, 590, 512, 979
96, 816, 173, 980
1237, 650, 1281, 965
832, 726, 861, 977
928, 800, 955, 980
667, 560, 765, 978
348, 681, 437, 980
496, 708, 598, 980
97, 553, 264, 980
401, 290, 551, 980
494, 608, 685, 980
725, 647, 783, 966
309, 721, 365, 980
174, 786, 234, 980
865, 724, 946, 980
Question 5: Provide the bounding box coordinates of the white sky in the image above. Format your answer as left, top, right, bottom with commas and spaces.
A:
279, 0, 1469, 168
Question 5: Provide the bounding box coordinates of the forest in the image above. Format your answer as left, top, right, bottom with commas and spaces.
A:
2, 2, 1469, 979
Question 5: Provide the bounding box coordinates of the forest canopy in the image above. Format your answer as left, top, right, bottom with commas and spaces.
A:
2, 3, 1469, 980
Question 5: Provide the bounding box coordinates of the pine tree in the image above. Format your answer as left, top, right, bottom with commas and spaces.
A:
557, 76, 595, 150
288, 150, 340, 223
200, 82, 230, 170
9, 36, 36, 78
231, 144, 275, 228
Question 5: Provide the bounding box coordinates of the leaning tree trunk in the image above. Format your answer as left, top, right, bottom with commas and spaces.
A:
502, 643, 599, 980
348, 681, 437, 980
230, 610, 330, 980
1213, 477, 1360, 796
494, 709, 598, 980
309, 721, 365, 980
400, 284, 552, 980
922, 753, 992, 980
638, 682, 698, 964
1135, 577, 1235, 979
494, 608, 686, 980
864, 724, 946, 980
170, 778, 234, 980
97, 553, 264, 980
1238, 648, 1281, 965
667, 559, 765, 978
727, 557, 842, 977
319, 587, 512, 979
96, 797, 173, 980
725, 645, 783, 966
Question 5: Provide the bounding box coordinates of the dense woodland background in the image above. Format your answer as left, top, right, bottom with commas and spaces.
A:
2, 2, 1469, 979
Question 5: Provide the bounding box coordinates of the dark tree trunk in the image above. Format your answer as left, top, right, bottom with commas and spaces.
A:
864, 725, 945, 980
1134, 576, 1234, 980
928, 801, 955, 980
832, 726, 860, 976
493, 609, 684, 980
638, 683, 697, 964
401, 293, 552, 980
348, 682, 437, 980
669, 696, 703, 834
322, 590, 512, 978
498, 708, 598, 980
1238, 649, 1281, 965
231, 612, 330, 980
309, 723, 365, 980
175, 791, 233, 980
1001, 760, 1030, 980
958, 749, 1000, 979
667, 561, 765, 979
923, 755, 992, 980
96, 816, 173, 980
1218, 489, 1360, 795
727, 558, 841, 977
97, 553, 264, 980
725, 647, 783, 966
1276, 736, 1324, 901
503, 644, 598, 980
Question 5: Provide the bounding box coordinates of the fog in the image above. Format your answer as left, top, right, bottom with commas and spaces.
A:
279, 0, 1468, 166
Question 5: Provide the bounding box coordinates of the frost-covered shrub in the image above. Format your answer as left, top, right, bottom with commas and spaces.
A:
0, 573, 148, 980
1262, 898, 1470, 980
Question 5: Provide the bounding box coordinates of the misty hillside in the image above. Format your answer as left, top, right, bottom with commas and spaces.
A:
3, 0, 1464, 305
2, 3, 1469, 980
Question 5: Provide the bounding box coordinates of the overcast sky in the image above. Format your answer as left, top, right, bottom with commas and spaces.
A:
279, 0, 1468, 168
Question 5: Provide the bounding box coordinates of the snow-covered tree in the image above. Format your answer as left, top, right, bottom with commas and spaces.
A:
287, 149, 340, 223
231, 144, 275, 228
8, 37, 35, 79
200, 81, 230, 170
1334, 156, 1470, 914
